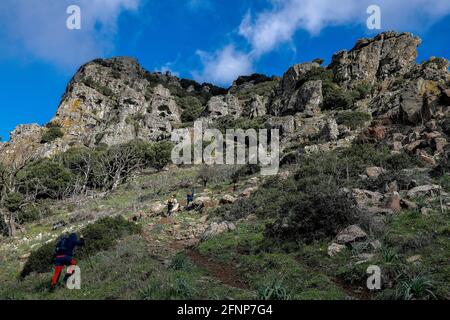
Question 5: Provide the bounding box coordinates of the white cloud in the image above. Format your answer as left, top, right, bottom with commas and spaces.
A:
0, 0, 141, 69
239, 0, 450, 57
195, 0, 450, 85
156, 62, 180, 77
193, 45, 253, 85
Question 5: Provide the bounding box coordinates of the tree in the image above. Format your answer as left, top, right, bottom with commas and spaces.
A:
0, 154, 33, 237
197, 165, 215, 187
92, 140, 146, 191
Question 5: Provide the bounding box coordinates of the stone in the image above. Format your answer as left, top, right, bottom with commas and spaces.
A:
405, 140, 424, 152
366, 167, 386, 178
356, 253, 375, 262
296, 80, 323, 116
433, 138, 448, 153
352, 189, 383, 208
52, 220, 67, 230
369, 240, 382, 250
149, 202, 165, 215
367, 126, 387, 141
200, 221, 236, 241
271, 62, 322, 116
330, 32, 421, 85
400, 199, 417, 210
248, 95, 268, 118
418, 150, 436, 166
220, 195, 238, 204
385, 181, 399, 193
207, 94, 242, 119
327, 243, 346, 257
400, 83, 431, 124
406, 255, 422, 264
336, 225, 367, 244
407, 185, 441, 198
384, 192, 402, 213
240, 187, 257, 198
322, 118, 339, 141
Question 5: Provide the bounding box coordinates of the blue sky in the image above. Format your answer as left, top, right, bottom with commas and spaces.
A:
1, 0, 450, 141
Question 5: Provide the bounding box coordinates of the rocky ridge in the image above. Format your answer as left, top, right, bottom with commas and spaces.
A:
0, 31, 449, 171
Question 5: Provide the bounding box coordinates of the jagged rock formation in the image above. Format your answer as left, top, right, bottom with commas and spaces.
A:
1, 31, 449, 168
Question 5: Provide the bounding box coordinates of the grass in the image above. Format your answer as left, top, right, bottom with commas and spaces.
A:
1, 157, 449, 300
197, 220, 348, 300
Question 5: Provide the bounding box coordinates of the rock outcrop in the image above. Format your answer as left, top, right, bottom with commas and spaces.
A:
1, 31, 449, 172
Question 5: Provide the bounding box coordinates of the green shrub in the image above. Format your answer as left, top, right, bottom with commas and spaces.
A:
256, 280, 292, 300
264, 181, 358, 243
322, 82, 355, 110
20, 216, 141, 278
231, 164, 261, 183
17, 159, 74, 199
17, 201, 52, 224
41, 127, 64, 144
3, 192, 25, 212
213, 198, 256, 221
336, 111, 372, 130
20, 242, 55, 279
394, 274, 436, 300
80, 216, 141, 257
169, 254, 193, 271
235, 74, 273, 86
177, 96, 204, 123
214, 115, 268, 133
144, 141, 174, 170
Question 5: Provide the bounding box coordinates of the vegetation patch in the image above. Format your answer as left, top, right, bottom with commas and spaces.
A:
20, 216, 141, 278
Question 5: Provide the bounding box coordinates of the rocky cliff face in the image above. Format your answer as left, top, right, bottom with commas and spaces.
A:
1, 31, 449, 167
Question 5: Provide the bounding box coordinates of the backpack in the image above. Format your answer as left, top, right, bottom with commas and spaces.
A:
54, 235, 69, 255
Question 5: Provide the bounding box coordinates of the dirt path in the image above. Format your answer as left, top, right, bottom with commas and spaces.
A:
143, 215, 250, 290
185, 249, 250, 290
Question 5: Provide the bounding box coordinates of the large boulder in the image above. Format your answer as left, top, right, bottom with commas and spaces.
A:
331, 32, 421, 85
200, 221, 236, 241
407, 185, 441, 198
271, 62, 322, 115
336, 225, 367, 244
327, 242, 346, 257
220, 195, 238, 204
206, 94, 242, 119
248, 95, 268, 118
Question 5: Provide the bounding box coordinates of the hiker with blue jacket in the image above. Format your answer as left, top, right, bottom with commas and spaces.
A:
50, 233, 85, 290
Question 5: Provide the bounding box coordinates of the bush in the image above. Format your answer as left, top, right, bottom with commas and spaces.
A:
169, 253, 193, 271
256, 280, 292, 300
336, 111, 371, 130
231, 164, 260, 183
213, 198, 256, 221
80, 216, 142, 257
322, 82, 355, 110
3, 192, 24, 212
17, 201, 52, 224
20, 216, 141, 278
177, 96, 204, 123
394, 274, 436, 300
17, 159, 74, 199
264, 181, 358, 243
214, 115, 268, 133
235, 74, 273, 86
41, 127, 64, 144
145, 141, 174, 170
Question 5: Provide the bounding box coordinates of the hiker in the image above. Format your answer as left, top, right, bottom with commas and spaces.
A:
186, 189, 195, 206
166, 194, 179, 216
50, 233, 85, 290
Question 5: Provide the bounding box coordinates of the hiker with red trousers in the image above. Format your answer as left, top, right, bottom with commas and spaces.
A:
50, 232, 85, 291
